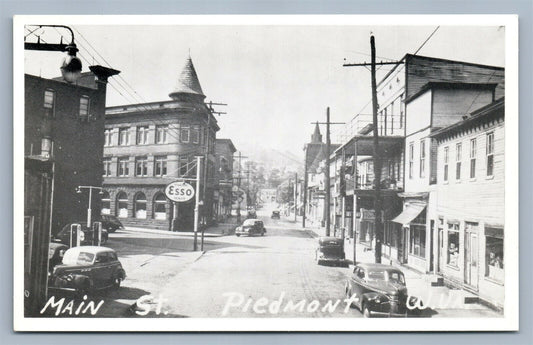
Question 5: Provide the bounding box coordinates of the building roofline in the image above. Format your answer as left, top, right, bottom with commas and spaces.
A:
25, 73, 100, 93
377, 53, 504, 88
215, 138, 237, 153
431, 97, 504, 140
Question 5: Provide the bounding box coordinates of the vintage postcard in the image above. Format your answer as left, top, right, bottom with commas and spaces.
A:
14, 15, 519, 331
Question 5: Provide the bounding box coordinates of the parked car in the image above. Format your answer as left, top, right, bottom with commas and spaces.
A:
271, 210, 280, 219
52, 222, 109, 246
49, 246, 126, 295
48, 242, 68, 273
315, 236, 346, 266
235, 219, 266, 237
345, 263, 417, 318
99, 214, 124, 233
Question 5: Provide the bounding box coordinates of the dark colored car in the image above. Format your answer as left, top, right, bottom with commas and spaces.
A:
271, 210, 280, 219
53, 222, 109, 246
315, 236, 346, 265
345, 263, 416, 318
49, 246, 126, 295
99, 214, 124, 233
235, 219, 266, 237
246, 209, 257, 219
48, 243, 68, 273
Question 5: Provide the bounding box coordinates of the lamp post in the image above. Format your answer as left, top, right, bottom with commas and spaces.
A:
76, 186, 103, 226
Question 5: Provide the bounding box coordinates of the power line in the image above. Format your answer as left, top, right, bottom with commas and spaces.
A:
413, 26, 440, 55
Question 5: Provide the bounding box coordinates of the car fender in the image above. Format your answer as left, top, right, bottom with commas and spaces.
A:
72, 274, 93, 288
361, 291, 388, 308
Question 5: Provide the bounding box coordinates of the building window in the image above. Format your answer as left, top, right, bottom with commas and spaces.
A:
156, 125, 168, 144
419, 140, 426, 178
486, 132, 494, 176
79, 96, 90, 120
101, 191, 111, 215
179, 157, 189, 176
444, 146, 449, 182
409, 142, 414, 179
103, 157, 112, 177
154, 156, 167, 177
456, 142, 462, 180
135, 156, 148, 176
43, 89, 55, 117
119, 128, 130, 146
470, 138, 477, 178
118, 157, 129, 177
181, 126, 190, 143
409, 210, 426, 258
136, 126, 149, 145
104, 129, 113, 146
399, 94, 404, 129
153, 193, 167, 220
447, 222, 460, 267
116, 192, 128, 218
191, 126, 200, 144
485, 226, 504, 282
134, 192, 147, 219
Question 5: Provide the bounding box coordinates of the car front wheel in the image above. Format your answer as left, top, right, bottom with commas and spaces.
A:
363, 304, 372, 318
112, 276, 122, 289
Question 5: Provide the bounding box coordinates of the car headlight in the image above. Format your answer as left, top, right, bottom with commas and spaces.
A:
66, 274, 74, 282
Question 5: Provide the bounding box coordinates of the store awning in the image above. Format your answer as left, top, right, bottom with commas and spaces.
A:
391, 204, 426, 226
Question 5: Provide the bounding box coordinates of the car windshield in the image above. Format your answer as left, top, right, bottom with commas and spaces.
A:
243, 219, 256, 226
387, 271, 405, 285
77, 252, 95, 265
367, 270, 386, 281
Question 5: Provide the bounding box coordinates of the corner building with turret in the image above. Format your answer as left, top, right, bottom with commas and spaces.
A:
102, 57, 220, 231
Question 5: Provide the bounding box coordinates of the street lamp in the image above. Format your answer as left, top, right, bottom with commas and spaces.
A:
25, 25, 83, 83
76, 185, 103, 226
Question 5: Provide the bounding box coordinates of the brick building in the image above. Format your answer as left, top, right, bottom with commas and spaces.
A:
24, 66, 118, 315
214, 139, 237, 221
102, 57, 220, 231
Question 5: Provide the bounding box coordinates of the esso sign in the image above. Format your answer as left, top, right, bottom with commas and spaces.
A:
165, 182, 195, 202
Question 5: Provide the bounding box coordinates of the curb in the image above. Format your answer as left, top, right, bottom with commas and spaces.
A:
123, 227, 227, 237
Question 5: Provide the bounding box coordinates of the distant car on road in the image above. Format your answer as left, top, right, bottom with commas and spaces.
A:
271, 210, 280, 219
246, 209, 257, 219
99, 214, 124, 233
235, 219, 266, 237
315, 236, 346, 266
52, 222, 109, 246
49, 246, 126, 296
345, 263, 417, 318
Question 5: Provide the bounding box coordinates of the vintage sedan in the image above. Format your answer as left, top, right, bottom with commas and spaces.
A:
49, 246, 126, 296
53, 222, 109, 246
315, 236, 346, 266
235, 219, 266, 237
345, 263, 416, 318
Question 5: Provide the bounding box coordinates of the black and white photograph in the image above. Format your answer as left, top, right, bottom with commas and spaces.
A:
13, 15, 519, 332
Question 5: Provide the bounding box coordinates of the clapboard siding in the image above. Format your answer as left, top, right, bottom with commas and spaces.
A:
436, 120, 505, 224
406, 55, 505, 101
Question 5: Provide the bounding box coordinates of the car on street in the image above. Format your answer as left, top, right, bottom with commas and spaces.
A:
48, 242, 68, 273
315, 236, 346, 265
345, 263, 416, 318
246, 209, 257, 219
49, 246, 126, 296
235, 219, 266, 237
99, 214, 124, 233
271, 210, 280, 219
52, 222, 109, 246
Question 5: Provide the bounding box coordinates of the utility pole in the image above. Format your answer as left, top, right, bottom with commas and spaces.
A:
194, 156, 203, 251
235, 151, 248, 222
342, 35, 397, 263
302, 155, 308, 228
312, 109, 344, 236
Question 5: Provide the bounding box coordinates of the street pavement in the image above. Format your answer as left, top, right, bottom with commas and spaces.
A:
51, 204, 501, 318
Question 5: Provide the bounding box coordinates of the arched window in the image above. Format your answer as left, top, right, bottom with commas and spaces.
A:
153, 193, 167, 220
134, 192, 147, 219
116, 192, 128, 218
101, 191, 111, 215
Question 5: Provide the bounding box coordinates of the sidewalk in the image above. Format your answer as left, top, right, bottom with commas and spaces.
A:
305, 222, 500, 314
124, 222, 236, 237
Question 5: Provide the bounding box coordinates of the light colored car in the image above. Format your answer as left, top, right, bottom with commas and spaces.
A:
235, 219, 266, 237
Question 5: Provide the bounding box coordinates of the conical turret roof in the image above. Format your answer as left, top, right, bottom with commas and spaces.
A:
311, 123, 323, 143
169, 57, 205, 100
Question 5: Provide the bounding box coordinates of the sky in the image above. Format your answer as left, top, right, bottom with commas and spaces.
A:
24, 22, 505, 160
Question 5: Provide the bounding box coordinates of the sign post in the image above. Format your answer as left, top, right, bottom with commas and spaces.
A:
193, 156, 203, 251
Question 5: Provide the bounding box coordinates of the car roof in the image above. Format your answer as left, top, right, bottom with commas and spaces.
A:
356, 263, 403, 272
318, 236, 342, 242
64, 246, 115, 255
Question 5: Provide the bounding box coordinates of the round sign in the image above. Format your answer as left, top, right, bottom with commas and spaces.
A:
165, 181, 195, 202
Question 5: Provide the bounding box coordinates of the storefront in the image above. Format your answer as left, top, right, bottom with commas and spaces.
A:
392, 200, 428, 272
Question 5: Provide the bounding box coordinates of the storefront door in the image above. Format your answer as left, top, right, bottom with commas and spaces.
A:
464, 231, 479, 290
437, 229, 444, 274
